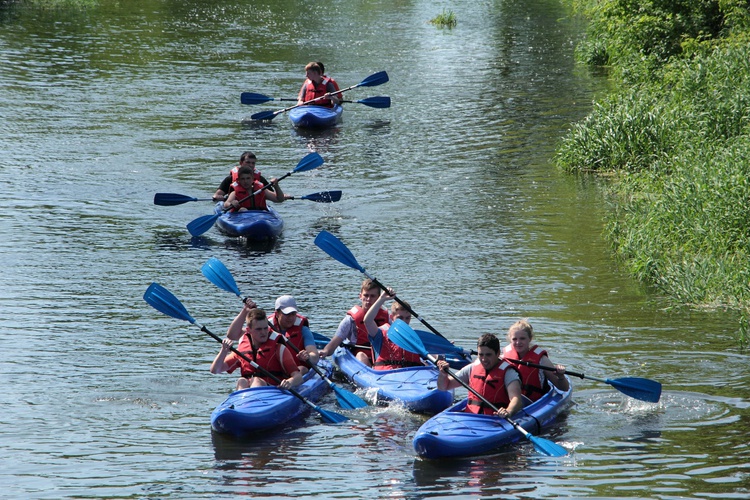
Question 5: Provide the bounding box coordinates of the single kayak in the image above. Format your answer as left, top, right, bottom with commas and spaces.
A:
210, 359, 334, 438
212, 202, 284, 240
289, 104, 343, 128
412, 380, 572, 459
331, 345, 454, 414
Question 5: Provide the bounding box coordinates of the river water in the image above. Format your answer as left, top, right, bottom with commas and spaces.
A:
1, 0, 748, 498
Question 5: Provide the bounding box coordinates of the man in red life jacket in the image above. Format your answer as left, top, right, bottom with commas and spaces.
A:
502, 320, 569, 401
437, 334, 523, 418
223, 165, 285, 212
363, 288, 424, 370
297, 61, 341, 108
268, 295, 320, 375
210, 306, 302, 391
318, 279, 389, 364
213, 151, 275, 202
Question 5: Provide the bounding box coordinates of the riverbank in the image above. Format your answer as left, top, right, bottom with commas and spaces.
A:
557, 1, 750, 347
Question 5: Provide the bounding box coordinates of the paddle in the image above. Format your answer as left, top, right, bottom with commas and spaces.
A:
199, 257, 368, 410
251, 71, 389, 121
186, 152, 324, 237
156, 190, 340, 207
505, 358, 661, 403
242, 93, 391, 109
142, 282, 349, 424
287, 190, 342, 203
387, 320, 568, 457
313, 230, 471, 361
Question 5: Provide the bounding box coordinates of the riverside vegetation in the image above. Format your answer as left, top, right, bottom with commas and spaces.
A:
557, 0, 750, 347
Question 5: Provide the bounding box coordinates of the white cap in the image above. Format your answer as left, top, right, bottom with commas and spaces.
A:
275, 295, 298, 314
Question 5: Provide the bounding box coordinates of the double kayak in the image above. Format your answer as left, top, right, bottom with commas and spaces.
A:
412, 380, 573, 459
331, 345, 455, 414
289, 104, 343, 128
210, 359, 334, 438
212, 202, 284, 240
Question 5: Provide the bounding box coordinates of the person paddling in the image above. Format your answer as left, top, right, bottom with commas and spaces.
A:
223, 165, 285, 212
363, 288, 424, 370
297, 61, 341, 108
437, 334, 523, 418
267, 295, 320, 375
502, 320, 569, 401
213, 151, 271, 202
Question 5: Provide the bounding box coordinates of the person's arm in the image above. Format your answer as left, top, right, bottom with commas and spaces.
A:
297, 82, 307, 105
279, 349, 304, 389
301, 326, 320, 366
226, 304, 252, 341
500, 378, 523, 418
213, 176, 232, 201
326, 81, 341, 105
224, 191, 237, 210
210, 338, 234, 374
264, 179, 284, 204
437, 360, 469, 391
319, 316, 353, 357
540, 355, 569, 392
364, 289, 391, 337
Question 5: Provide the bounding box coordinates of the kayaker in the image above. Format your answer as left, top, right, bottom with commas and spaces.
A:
318, 279, 389, 364
316, 62, 342, 102
268, 295, 320, 375
502, 320, 569, 401
436, 334, 523, 418
212, 151, 271, 202
210, 306, 303, 391
363, 288, 425, 370
223, 165, 285, 212
297, 61, 341, 108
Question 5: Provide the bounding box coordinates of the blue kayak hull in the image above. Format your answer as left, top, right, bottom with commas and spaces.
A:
210, 359, 333, 438
412, 382, 572, 459
212, 202, 284, 240
332, 346, 454, 414
289, 104, 343, 128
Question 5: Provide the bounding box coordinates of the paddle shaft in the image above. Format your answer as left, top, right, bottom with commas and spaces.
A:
506, 358, 586, 380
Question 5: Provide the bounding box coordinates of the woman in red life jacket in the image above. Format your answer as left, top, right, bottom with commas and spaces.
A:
363, 288, 424, 370
223, 165, 285, 212
210, 305, 302, 391
213, 151, 271, 202
437, 334, 523, 418
268, 295, 320, 375
502, 320, 569, 401
297, 61, 341, 108
318, 278, 389, 365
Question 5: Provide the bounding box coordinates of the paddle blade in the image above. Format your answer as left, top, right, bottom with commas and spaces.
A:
240, 92, 274, 105
251, 110, 278, 121
388, 320, 430, 358
357, 96, 391, 108
331, 384, 369, 410
201, 258, 242, 297
293, 152, 324, 173
415, 329, 466, 356
143, 283, 196, 324
187, 213, 220, 237
315, 404, 350, 424
527, 434, 568, 457
314, 230, 366, 272
358, 71, 389, 87
607, 377, 662, 403
154, 193, 200, 206
300, 190, 342, 203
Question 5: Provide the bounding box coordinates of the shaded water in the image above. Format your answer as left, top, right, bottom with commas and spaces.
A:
1, 0, 748, 498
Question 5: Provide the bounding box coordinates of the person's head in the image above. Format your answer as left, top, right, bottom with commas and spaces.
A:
245, 308, 270, 345
316, 61, 326, 74
359, 279, 380, 311
239, 151, 257, 170
390, 300, 411, 324
507, 320, 533, 356
476, 333, 501, 371
274, 295, 298, 330
304, 62, 323, 83
237, 165, 255, 189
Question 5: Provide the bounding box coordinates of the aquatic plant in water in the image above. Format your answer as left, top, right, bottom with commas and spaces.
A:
429, 8, 457, 29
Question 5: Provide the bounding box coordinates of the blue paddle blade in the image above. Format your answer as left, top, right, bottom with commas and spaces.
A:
251, 110, 278, 120
607, 377, 662, 403
415, 329, 466, 356
331, 384, 369, 410
187, 213, 220, 237
240, 92, 274, 105
293, 152, 324, 172
314, 231, 366, 272
143, 283, 196, 324
527, 434, 569, 457
300, 190, 341, 203
356, 96, 391, 108
201, 258, 242, 297
388, 320, 430, 357
154, 193, 208, 206
358, 71, 389, 87
315, 405, 350, 424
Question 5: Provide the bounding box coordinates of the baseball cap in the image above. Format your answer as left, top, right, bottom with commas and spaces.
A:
275, 295, 298, 314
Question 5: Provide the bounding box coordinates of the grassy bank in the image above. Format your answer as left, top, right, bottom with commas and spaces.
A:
557, 1, 750, 347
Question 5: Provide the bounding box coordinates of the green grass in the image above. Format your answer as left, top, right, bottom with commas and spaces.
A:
429, 8, 457, 29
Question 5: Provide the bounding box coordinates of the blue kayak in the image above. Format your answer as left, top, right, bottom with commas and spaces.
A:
331, 345, 454, 414
210, 359, 333, 438
212, 202, 283, 240
289, 104, 343, 128
412, 381, 572, 459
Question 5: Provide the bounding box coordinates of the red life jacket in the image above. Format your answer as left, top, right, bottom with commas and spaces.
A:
372, 325, 423, 370
466, 360, 517, 415
234, 335, 292, 386
230, 179, 267, 211
503, 344, 549, 401
346, 305, 389, 357
301, 78, 335, 108
230, 166, 262, 184
268, 313, 311, 369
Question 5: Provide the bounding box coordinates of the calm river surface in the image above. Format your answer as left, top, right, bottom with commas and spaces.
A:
1, 0, 748, 498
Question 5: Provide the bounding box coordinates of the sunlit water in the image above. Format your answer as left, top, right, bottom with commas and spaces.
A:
1, 0, 748, 498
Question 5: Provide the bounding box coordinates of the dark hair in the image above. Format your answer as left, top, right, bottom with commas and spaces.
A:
304, 61, 323, 73
237, 165, 255, 177
239, 151, 257, 163
477, 333, 500, 354
245, 308, 267, 324
317, 61, 326, 74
